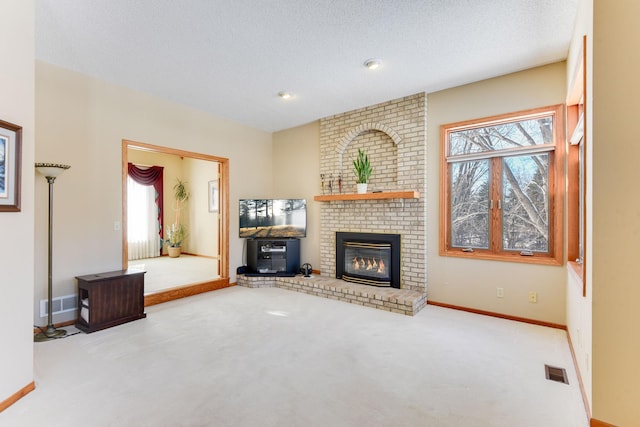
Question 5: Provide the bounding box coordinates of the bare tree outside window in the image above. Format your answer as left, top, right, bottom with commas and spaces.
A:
450, 160, 489, 249
502, 154, 549, 252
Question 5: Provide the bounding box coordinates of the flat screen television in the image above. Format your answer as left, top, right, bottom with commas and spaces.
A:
239, 199, 306, 238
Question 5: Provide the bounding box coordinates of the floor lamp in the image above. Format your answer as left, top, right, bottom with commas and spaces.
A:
34, 162, 71, 342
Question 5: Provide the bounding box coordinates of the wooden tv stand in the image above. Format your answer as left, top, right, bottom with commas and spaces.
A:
75, 269, 146, 333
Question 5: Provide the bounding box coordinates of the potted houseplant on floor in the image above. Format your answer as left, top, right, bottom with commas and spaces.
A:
165, 178, 190, 257
165, 223, 187, 258
353, 148, 372, 194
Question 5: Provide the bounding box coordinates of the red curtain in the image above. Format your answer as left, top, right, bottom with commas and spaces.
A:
128, 163, 164, 248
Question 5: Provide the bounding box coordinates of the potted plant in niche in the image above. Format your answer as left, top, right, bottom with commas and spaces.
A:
165, 178, 190, 257
353, 148, 373, 194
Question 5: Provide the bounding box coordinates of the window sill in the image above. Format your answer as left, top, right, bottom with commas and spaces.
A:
440, 248, 563, 266
567, 261, 585, 296
567, 261, 584, 280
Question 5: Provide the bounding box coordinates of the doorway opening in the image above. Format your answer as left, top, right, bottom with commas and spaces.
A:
122, 140, 231, 306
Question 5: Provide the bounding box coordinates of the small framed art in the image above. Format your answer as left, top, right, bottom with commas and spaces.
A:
0, 120, 22, 212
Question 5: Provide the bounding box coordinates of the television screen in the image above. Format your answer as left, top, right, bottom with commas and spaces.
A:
239, 199, 306, 238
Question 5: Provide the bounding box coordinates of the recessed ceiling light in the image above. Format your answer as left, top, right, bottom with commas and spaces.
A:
278, 91, 292, 99
364, 59, 382, 70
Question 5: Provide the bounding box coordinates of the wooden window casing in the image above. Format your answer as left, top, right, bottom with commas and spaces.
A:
440, 104, 565, 266
567, 35, 587, 295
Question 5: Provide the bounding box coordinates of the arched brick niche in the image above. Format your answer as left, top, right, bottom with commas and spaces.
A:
336, 123, 402, 191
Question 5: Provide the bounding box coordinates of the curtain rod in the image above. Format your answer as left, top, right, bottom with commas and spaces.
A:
131, 162, 156, 168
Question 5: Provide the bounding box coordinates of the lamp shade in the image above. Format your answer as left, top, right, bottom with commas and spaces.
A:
35, 163, 71, 178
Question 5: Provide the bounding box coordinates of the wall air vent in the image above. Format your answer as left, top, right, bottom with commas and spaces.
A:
40, 294, 77, 317
544, 365, 569, 384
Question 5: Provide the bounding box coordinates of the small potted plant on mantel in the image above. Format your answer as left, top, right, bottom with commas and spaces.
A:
353, 148, 373, 194
165, 178, 190, 258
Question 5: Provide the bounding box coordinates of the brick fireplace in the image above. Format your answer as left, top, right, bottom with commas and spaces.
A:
239, 93, 427, 316
318, 93, 427, 296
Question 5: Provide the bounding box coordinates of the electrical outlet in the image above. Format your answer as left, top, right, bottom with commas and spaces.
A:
114, 221, 121, 231
496, 287, 504, 298
528, 292, 538, 303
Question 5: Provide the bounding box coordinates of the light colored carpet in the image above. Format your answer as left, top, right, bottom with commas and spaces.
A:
129, 254, 219, 293
2, 287, 588, 427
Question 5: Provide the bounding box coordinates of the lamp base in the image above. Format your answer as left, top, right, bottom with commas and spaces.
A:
34, 327, 67, 342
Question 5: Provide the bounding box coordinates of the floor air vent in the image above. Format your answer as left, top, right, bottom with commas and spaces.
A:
545, 365, 569, 384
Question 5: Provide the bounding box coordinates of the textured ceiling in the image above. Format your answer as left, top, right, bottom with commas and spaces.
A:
35, 0, 578, 132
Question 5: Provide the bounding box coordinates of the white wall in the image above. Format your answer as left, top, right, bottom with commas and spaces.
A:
0, 0, 35, 406
427, 63, 568, 325
35, 61, 272, 325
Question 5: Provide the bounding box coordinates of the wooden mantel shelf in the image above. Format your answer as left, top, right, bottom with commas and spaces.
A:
314, 190, 420, 202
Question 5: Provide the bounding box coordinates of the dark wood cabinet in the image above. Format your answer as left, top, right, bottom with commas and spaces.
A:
246, 239, 300, 275
75, 269, 146, 333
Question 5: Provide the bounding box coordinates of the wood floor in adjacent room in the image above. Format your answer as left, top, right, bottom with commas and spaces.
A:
1, 286, 588, 427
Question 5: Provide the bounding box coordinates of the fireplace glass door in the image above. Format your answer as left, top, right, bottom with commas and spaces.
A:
336, 232, 400, 288
343, 242, 392, 286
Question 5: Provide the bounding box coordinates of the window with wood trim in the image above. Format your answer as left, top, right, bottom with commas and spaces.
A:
440, 105, 564, 265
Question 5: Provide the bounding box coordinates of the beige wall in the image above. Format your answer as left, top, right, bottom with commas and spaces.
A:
427, 62, 568, 325
0, 0, 35, 405
183, 157, 219, 258
35, 61, 272, 325
272, 121, 320, 269
591, 0, 640, 424
565, 0, 593, 415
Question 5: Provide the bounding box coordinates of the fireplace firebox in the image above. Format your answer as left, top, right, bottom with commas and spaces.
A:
336, 232, 400, 288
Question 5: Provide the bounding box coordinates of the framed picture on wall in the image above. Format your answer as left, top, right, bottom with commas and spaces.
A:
208, 179, 218, 213
0, 119, 22, 212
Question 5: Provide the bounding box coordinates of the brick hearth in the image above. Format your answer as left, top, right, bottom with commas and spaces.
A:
237, 274, 426, 316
